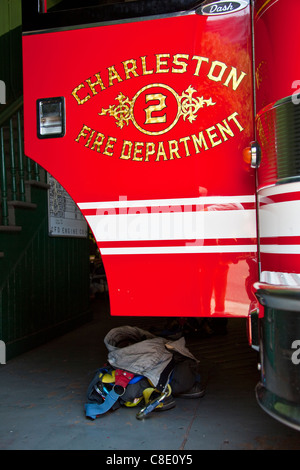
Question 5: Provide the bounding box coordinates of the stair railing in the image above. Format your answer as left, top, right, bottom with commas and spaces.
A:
0, 96, 44, 226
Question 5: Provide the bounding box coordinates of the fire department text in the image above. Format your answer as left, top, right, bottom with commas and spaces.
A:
75, 112, 244, 162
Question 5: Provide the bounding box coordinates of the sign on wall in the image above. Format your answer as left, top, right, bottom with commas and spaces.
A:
47, 174, 88, 238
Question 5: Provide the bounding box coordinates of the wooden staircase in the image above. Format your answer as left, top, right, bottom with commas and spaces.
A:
0, 98, 91, 360
0, 97, 48, 256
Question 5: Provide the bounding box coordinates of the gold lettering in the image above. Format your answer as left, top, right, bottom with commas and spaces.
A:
72, 54, 247, 108
156, 54, 170, 73
133, 142, 144, 161
155, 142, 168, 161
206, 126, 222, 147
216, 119, 234, 141
141, 56, 154, 75
75, 124, 91, 142
191, 132, 209, 153
223, 67, 246, 91
85, 130, 96, 147
120, 140, 132, 159
179, 136, 191, 156
207, 60, 228, 82
192, 56, 209, 76
145, 94, 167, 124
145, 142, 155, 162
122, 59, 139, 80
172, 54, 189, 74
103, 136, 117, 156
168, 140, 181, 159
228, 112, 244, 132
86, 73, 106, 95
108, 65, 123, 87
90, 132, 105, 151
72, 84, 90, 105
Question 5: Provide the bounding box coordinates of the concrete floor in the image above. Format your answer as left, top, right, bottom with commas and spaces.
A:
1, 296, 300, 451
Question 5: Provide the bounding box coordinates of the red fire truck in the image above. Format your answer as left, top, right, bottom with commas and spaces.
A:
21, 0, 300, 430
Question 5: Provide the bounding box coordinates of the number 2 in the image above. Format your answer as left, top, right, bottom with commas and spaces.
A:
145, 93, 167, 124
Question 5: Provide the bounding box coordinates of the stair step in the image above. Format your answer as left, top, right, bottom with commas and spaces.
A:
26, 180, 49, 190
7, 200, 37, 226
24, 180, 49, 203
0, 225, 22, 232
8, 200, 37, 210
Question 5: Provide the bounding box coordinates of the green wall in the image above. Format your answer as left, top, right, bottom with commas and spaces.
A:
0, 1, 92, 360
0, 185, 91, 360
0, 0, 23, 105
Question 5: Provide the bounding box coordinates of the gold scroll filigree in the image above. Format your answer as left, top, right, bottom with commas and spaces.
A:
99, 85, 216, 134
179, 85, 215, 123
99, 92, 133, 129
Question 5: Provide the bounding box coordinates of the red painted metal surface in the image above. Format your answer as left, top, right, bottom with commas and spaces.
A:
254, 0, 300, 114
23, 5, 257, 317
254, 0, 300, 277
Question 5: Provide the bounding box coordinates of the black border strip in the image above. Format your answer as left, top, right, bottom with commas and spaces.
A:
22, 0, 203, 34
